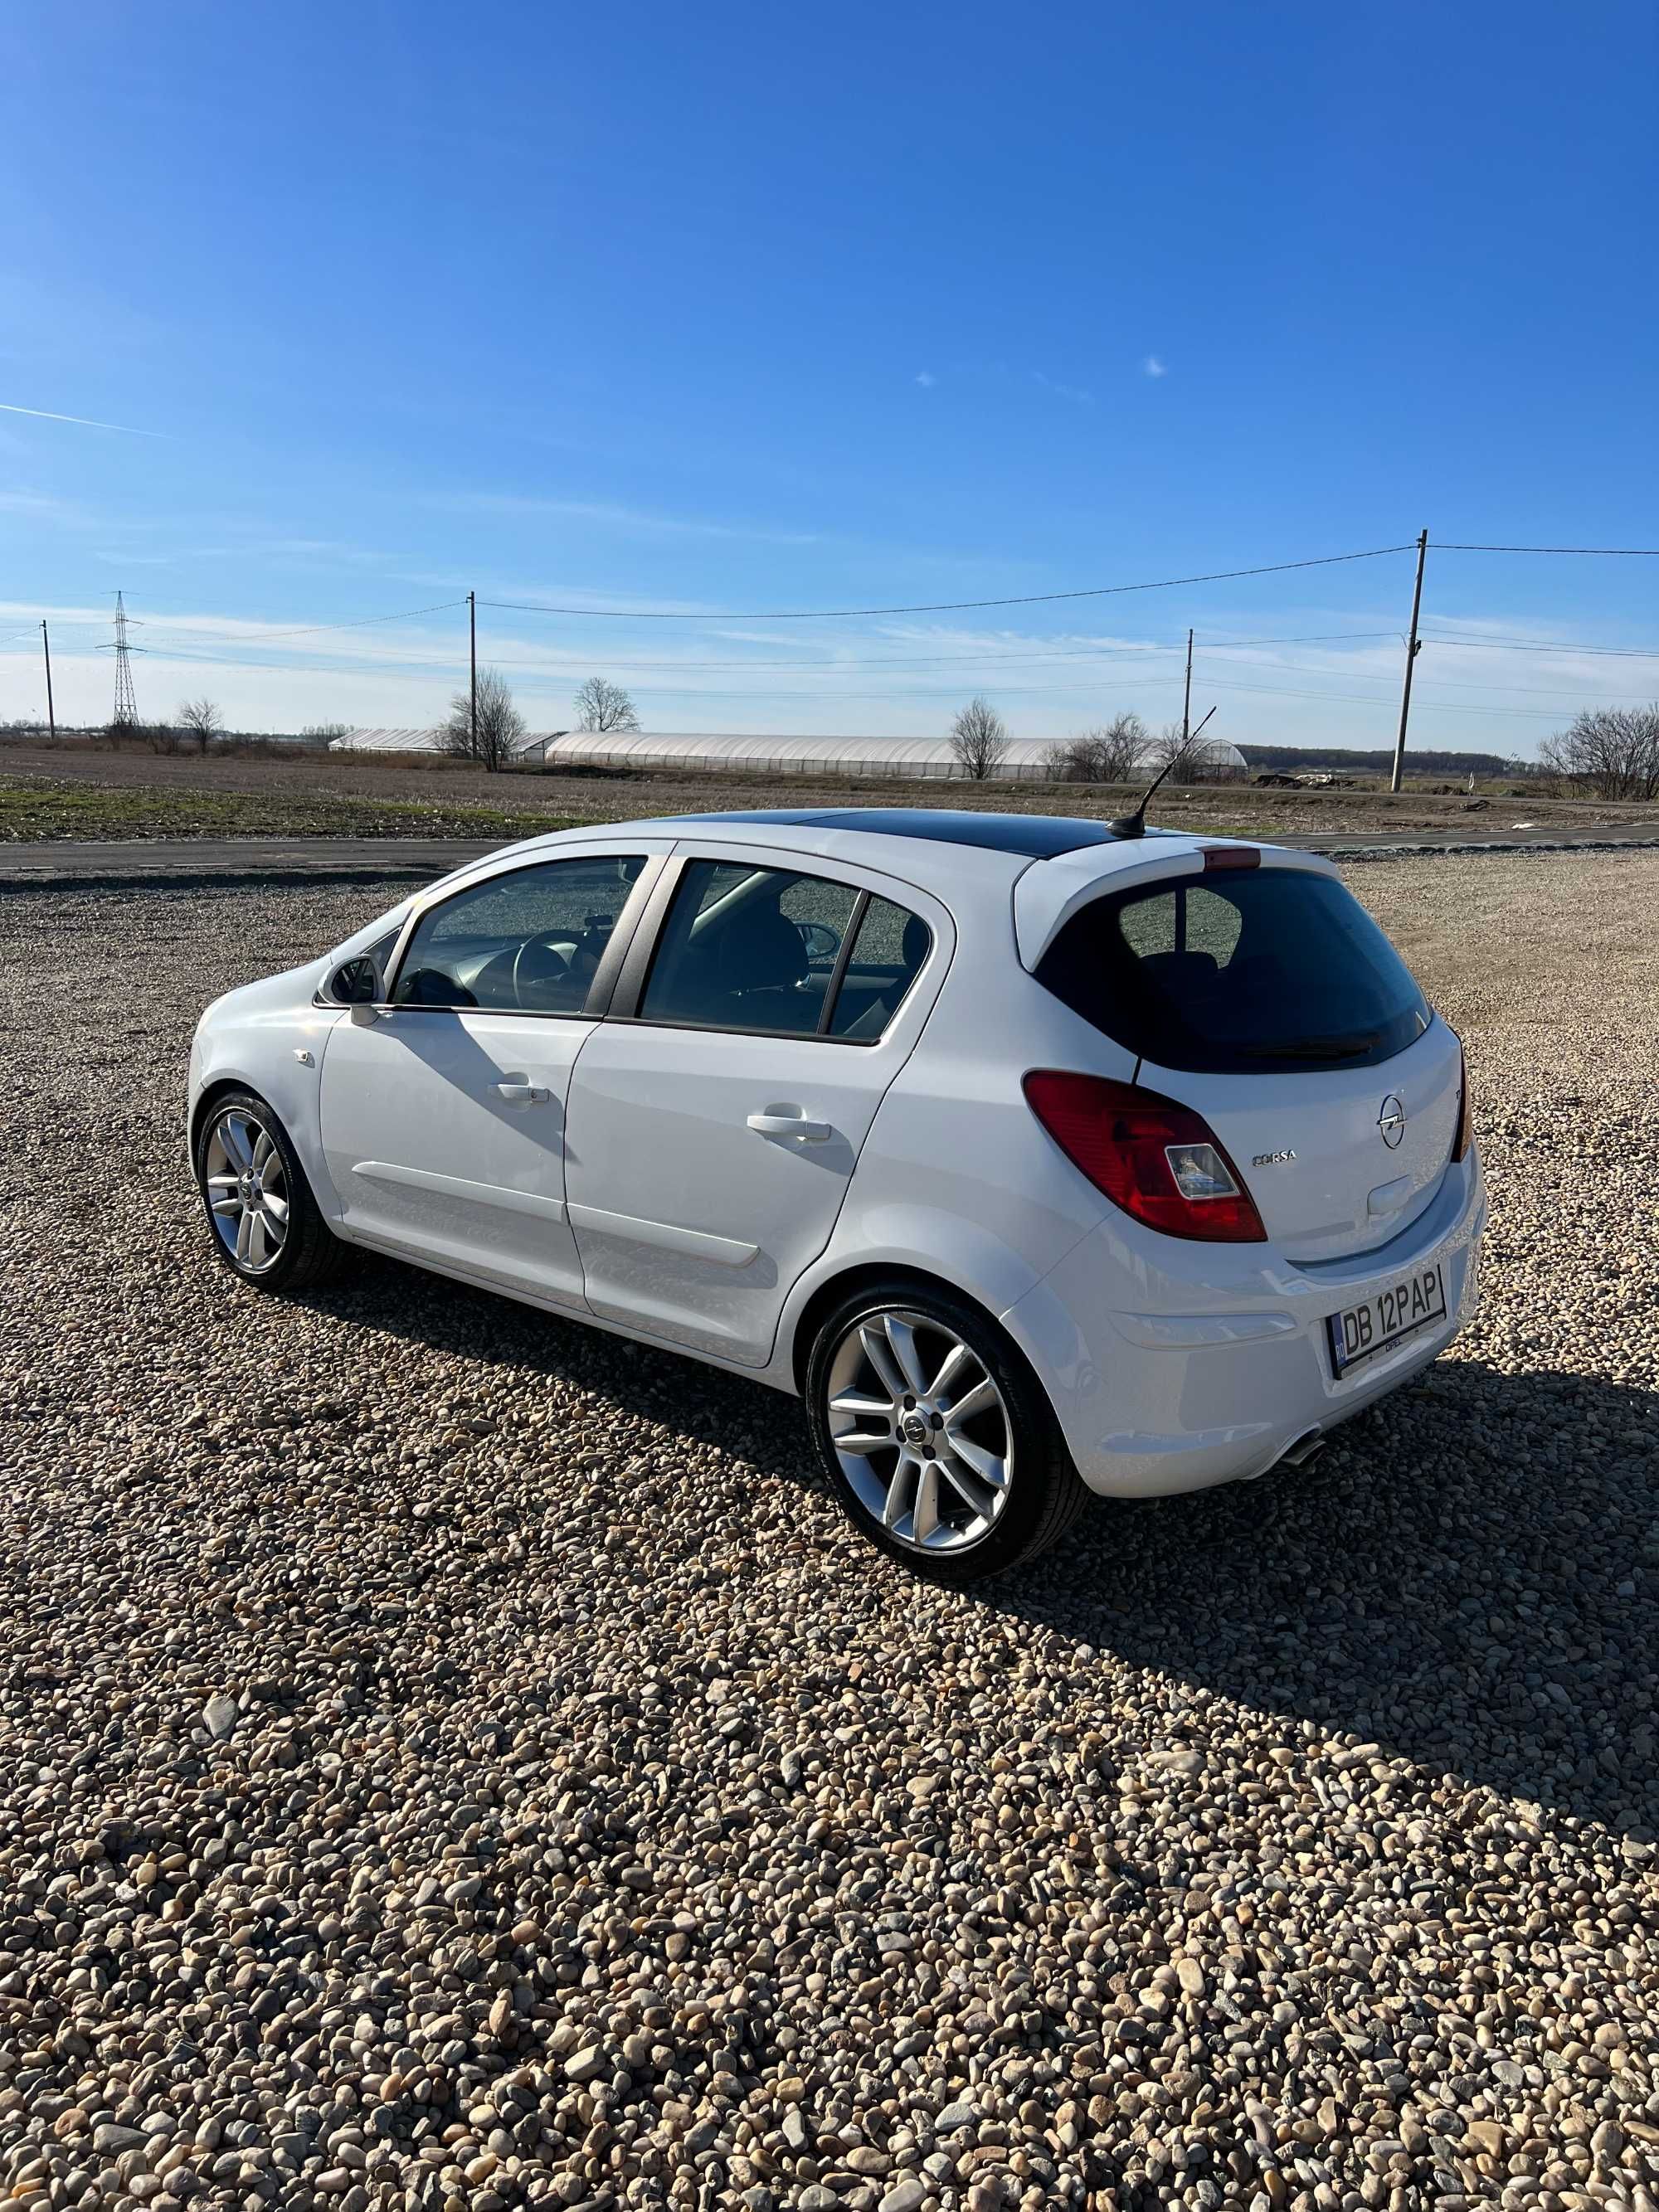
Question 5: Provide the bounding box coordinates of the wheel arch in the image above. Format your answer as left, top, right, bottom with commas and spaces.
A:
190, 1074, 261, 1155
789, 1260, 1021, 1396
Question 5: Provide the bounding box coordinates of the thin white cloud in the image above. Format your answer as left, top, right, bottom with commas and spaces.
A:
914, 371, 937, 388
0, 490, 102, 524
0, 400, 167, 437
1143, 355, 1167, 379
433, 492, 820, 547
1032, 371, 1093, 405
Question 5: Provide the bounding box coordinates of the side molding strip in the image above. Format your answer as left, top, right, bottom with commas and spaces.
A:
353, 1159, 568, 1224
566, 1201, 758, 1268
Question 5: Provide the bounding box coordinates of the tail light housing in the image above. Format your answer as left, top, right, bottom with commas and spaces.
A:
1451, 1043, 1473, 1162
1023, 1071, 1267, 1242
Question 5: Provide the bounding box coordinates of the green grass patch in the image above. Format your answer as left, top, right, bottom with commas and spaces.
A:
0, 776, 580, 843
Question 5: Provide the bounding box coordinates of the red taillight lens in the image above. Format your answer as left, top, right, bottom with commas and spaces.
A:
1451, 1044, 1473, 1162
1023, 1070, 1267, 1242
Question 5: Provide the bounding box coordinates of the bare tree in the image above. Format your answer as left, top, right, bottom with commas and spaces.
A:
300, 722, 351, 747
440, 668, 528, 772
1044, 711, 1149, 783
177, 698, 224, 753
948, 696, 1010, 781
1539, 706, 1659, 801
1147, 718, 1236, 783
573, 676, 640, 733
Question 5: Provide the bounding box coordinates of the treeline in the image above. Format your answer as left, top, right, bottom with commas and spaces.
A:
1237, 744, 1522, 775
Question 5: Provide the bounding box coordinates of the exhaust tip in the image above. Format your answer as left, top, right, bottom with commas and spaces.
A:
1279, 1427, 1326, 1470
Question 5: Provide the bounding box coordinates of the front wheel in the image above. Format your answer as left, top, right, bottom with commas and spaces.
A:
194, 1090, 347, 1292
804, 1280, 1090, 1583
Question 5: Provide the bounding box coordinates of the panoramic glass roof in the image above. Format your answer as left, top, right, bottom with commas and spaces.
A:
675, 807, 1175, 858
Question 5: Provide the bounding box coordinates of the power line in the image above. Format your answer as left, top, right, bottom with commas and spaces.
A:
32, 636, 1651, 712
1202, 649, 1647, 700
142, 597, 468, 644
1423, 630, 1659, 659
479, 543, 1417, 622
1436, 542, 1659, 557
24, 623, 1402, 678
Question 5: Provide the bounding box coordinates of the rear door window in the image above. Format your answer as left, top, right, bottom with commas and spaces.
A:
636, 863, 932, 1041
640, 862, 862, 1034
1036, 867, 1432, 1072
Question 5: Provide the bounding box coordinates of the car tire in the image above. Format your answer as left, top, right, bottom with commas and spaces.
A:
804, 1276, 1091, 1584
193, 1088, 348, 1293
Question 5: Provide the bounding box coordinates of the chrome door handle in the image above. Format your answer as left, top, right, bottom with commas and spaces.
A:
747, 1108, 831, 1143
496, 1081, 551, 1106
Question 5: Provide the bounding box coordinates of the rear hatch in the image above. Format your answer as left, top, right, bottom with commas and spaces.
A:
1033, 856, 1463, 1262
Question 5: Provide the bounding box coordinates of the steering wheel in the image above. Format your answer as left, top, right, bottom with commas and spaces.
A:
510, 935, 577, 1009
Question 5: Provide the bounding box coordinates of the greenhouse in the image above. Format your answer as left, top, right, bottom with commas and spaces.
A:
540, 731, 1247, 783
329, 726, 543, 759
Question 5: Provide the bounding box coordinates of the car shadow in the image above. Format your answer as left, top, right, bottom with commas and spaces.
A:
996, 1355, 1659, 1841
301, 1255, 1657, 1840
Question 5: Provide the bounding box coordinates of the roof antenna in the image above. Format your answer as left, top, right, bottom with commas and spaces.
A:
1108, 706, 1216, 838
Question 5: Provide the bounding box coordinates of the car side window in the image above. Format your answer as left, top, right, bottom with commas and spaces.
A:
640, 862, 861, 1035
392, 855, 645, 1014
827, 895, 933, 1038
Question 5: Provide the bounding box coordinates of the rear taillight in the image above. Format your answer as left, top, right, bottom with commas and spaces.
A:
1023, 1070, 1267, 1242
1452, 1044, 1473, 1162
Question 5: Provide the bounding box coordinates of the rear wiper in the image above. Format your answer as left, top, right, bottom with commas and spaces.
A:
1243, 1033, 1382, 1059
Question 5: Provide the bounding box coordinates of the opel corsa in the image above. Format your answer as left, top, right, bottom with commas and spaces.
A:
187, 809, 1483, 1582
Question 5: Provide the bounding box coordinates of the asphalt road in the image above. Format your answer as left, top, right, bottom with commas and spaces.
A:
3, 819, 1659, 888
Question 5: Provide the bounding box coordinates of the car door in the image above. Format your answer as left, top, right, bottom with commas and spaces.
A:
562, 848, 949, 1364
318, 848, 663, 1305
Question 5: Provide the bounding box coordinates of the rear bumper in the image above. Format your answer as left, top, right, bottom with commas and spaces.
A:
1000, 1152, 1486, 1498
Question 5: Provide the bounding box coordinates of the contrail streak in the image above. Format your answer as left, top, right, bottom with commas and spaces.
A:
0, 401, 166, 437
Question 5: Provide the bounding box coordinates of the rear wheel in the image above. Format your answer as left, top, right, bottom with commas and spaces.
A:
194, 1090, 347, 1292
805, 1279, 1090, 1583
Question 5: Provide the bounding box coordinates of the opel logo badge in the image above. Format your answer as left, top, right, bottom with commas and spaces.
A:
901, 1412, 929, 1446
1377, 1095, 1407, 1149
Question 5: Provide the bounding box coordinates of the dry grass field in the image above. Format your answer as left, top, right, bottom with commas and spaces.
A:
3, 739, 1656, 843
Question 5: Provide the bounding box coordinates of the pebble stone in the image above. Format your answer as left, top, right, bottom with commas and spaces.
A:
0, 854, 1656, 2212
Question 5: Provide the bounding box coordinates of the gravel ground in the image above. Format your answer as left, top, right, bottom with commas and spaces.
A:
1, 853, 1656, 2212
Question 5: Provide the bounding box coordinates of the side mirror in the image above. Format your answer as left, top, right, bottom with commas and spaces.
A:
329, 955, 380, 1004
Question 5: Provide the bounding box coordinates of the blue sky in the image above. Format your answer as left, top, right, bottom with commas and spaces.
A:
2, 0, 1656, 751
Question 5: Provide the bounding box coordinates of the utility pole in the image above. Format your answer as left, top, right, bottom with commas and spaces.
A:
468, 591, 478, 761
41, 620, 55, 740
1389, 530, 1428, 795
1182, 627, 1194, 748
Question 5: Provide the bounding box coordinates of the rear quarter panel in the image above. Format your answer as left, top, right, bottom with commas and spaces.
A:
769, 929, 1129, 1379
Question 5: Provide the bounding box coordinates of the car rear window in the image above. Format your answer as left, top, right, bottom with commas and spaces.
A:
1035, 867, 1433, 1073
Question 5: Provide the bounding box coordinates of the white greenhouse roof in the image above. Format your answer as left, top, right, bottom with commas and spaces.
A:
542, 731, 1246, 782
330, 727, 542, 757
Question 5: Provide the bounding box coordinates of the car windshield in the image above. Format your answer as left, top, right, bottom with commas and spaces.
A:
1035, 866, 1433, 1073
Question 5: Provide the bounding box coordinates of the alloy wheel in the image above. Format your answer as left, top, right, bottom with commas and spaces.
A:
203, 1107, 290, 1274
824, 1305, 1014, 1554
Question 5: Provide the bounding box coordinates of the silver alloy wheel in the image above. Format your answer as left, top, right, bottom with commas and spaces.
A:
203, 1108, 290, 1274
825, 1305, 1014, 1554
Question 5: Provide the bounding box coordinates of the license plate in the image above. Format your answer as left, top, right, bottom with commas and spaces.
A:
1326, 1262, 1447, 1376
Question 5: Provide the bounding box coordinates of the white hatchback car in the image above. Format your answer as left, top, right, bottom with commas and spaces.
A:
188, 808, 1483, 1582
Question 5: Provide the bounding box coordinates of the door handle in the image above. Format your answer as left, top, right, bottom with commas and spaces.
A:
747, 1107, 831, 1143
496, 1081, 552, 1106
